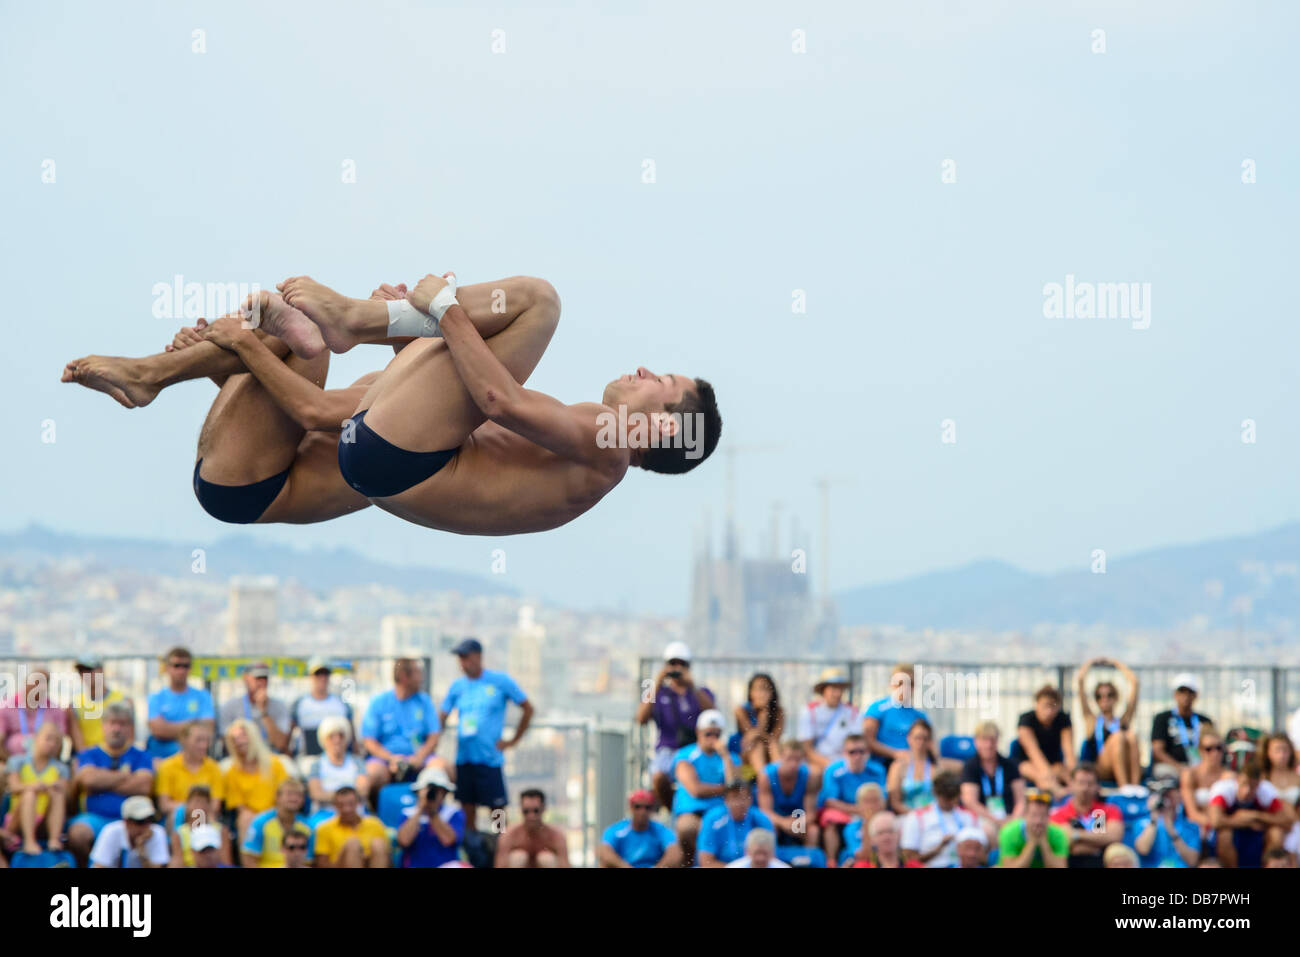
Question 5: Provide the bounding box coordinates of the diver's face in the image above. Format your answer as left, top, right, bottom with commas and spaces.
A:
603, 367, 691, 412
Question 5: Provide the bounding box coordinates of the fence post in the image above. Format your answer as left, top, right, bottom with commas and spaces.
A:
1272, 667, 1285, 734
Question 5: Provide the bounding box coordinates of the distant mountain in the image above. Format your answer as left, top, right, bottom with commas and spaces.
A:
835, 524, 1300, 630
0, 524, 516, 597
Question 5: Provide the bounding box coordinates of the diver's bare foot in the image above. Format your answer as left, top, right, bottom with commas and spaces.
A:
60, 355, 160, 409
242, 290, 325, 358
277, 276, 365, 353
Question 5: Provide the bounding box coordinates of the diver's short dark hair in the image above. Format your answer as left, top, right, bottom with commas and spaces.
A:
641, 378, 721, 475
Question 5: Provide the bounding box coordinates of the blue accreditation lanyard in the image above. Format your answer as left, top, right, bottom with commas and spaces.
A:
1095, 714, 1119, 756
981, 764, 1004, 800
1174, 713, 1200, 754
18, 707, 46, 737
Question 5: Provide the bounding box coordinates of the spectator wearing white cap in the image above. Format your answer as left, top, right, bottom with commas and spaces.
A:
797, 668, 857, 787
290, 657, 354, 767
219, 660, 291, 753
307, 714, 369, 811
637, 641, 715, 811
671, 708, 734, 864
89, 796, 169, 868
955, 826, 989, 867
188, 825, 233, 868
1150, 673, 1213, 775
397, 764, 465, 868
723, 828, 791, 868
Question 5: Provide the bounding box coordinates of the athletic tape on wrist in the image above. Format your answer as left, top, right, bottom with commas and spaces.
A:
428, 273, 459, 321
386, 299, 441, 338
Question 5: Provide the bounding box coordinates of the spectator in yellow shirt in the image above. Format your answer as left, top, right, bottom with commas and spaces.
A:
71, 657, 129, 754
223, 718, 290, 837
313, 786, 390, 868
155, 722, 224, 821
2, 723, 69, 856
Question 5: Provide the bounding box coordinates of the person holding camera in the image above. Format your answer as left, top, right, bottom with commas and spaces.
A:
637, 642, 715, 811
396, 765, 465, 868
1134, 780, 1201, 867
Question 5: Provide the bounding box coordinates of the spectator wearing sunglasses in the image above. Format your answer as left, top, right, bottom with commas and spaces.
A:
1074, 657, 1141, 787
816, 733, 880, 867
1179, 729, 1232, 832
672, 709, 734, 863
600, 789, 681, 867
997, 788, 1068, 868
497, 789, 570, 867
280, 831, 312, 868
145, 647, 215, 762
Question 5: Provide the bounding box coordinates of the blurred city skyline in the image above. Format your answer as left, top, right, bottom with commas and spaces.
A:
3, 1, 1297, 614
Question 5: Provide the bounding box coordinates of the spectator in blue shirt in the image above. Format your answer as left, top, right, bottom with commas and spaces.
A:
1134, 781, 1201, 867
361, 658, 442, 792
671, 709, 734, 865
817, 733, 882, 866
861, 662, 932, 779
599, 789, 681, 868
145, 647, 215, 762
757, 739, 819, 852
397, 764, 465, 868
67, 701, 154, 867
439, 639, 532, 835
697, 781, 775, 867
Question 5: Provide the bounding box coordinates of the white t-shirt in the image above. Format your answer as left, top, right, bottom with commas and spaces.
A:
900, 804, 976, 868
1208, 777, 1280, 812
724, 855, 791, 868
90, 821, 170, 868
796, 702, 858, 759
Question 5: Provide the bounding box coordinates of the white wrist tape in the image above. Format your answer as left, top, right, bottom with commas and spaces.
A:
428, 273, 459, 321
386, 299, 441, 338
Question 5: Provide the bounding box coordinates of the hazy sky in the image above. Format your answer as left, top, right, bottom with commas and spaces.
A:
2, 1, 1296, 614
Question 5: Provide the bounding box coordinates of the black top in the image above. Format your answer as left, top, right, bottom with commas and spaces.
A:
960, 753, 1020, 807
1013, 710, 1072, 765
1150, 710, 1212, 765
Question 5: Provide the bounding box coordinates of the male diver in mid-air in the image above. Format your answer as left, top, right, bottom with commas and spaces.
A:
62, 273, 721, 533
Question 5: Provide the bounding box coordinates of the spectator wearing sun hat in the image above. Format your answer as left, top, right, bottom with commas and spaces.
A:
397, 764, 465, 868
797, 668, 857, 782
1151, 673, 1214, 776
637, 641, 716, 812
600, 789, 681, 868
89, 795, 169, 868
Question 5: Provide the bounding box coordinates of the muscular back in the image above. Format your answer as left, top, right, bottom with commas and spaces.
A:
378, 419, 627, 535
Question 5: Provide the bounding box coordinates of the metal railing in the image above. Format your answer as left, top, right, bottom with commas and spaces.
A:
0, 654, 620, 866
634, 657, 1300, 779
